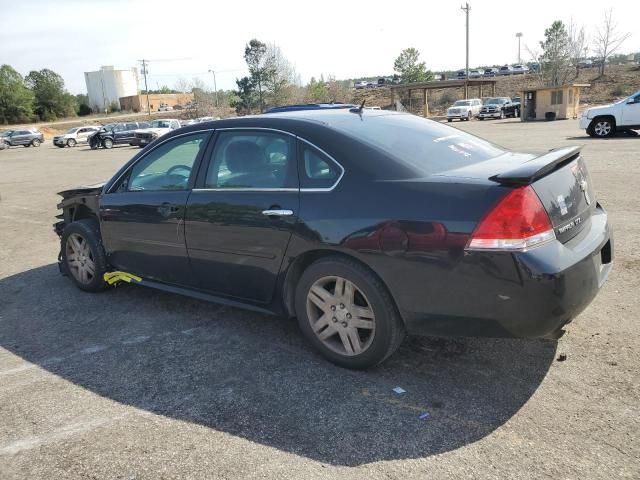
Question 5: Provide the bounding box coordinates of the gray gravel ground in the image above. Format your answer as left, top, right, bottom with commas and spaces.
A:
0, 119, 638, 479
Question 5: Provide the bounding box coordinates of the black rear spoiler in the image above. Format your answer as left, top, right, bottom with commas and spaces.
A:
490, 146, 581, 186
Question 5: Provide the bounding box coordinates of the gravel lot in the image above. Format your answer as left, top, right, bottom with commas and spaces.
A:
0, 119, 638, 479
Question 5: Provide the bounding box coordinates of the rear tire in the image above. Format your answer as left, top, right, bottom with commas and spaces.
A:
295, 256, 406, 369
61, 219, 109, 293
447, 119, 452, 122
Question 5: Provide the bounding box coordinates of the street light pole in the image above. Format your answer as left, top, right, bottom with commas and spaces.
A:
461, 3, 470, 99
139, 59, 151, 117
516, 32, 523, 64
208, 69, 219, 108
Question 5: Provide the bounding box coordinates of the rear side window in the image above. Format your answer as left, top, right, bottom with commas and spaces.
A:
204, 131, 296, 189
299, 143, 341, 189
331, 113, 505, 175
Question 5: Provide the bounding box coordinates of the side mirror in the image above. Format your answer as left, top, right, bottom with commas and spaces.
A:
627, 99, 637, 104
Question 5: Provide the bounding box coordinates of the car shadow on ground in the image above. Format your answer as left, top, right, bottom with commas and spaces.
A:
0, 264, 557, 466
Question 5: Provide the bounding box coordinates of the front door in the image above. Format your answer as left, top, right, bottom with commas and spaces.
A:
185, 129, 299, 303
100, 131, 211, 285
621, 92, 640, 126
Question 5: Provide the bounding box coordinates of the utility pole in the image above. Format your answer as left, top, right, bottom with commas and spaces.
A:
208, 69, 219, 108
461, 3, 470, 99
139, 59, 151, 117
516, 32, 523, 64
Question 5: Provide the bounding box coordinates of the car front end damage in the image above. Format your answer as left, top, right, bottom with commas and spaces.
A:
54, 183, 104, 268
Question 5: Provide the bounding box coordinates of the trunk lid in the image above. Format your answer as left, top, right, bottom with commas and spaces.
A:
530, 156, 596, 243
437, 146, 596, 243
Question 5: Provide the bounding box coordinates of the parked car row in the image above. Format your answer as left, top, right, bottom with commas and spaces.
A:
354, 78, 389, 89
447, 97, 520, 122
88, 119, 182, 149
457, 64, 531, 79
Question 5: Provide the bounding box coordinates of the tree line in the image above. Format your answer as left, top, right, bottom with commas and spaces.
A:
0, 65, 92, 124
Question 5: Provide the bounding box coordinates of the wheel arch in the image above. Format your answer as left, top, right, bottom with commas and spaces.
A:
281, 248, 405, 325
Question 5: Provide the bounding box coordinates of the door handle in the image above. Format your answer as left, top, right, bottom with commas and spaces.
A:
262, 209, 294, 216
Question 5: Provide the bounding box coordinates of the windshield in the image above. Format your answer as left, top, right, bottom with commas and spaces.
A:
65, 128, 79, 134
453, 100, 471, 106
332, 113, 505, 176
615, 91, 640, 104
0, 130, 13, 137
150, 120, 171, 128
102, 123, 117, 130
486, 98, 507, 105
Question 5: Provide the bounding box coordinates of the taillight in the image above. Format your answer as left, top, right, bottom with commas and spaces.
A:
467, 186, 555, 251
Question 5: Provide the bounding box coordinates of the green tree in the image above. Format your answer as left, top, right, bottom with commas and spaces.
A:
75, 94, 91, 116
539, 21, 571, 86
232, 76, 257, 115
244, 39, 275, 112
0, 65, 34, 124
393, 48, 433, 83
24, 69, 75, 120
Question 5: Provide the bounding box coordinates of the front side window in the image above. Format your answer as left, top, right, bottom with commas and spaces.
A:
205, 131, 296, 189
127, 132, 208, 191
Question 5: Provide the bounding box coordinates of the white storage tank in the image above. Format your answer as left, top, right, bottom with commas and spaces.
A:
84, 66, 138, 111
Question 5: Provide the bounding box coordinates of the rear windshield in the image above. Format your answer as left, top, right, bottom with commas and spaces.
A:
332, 113, 505, 175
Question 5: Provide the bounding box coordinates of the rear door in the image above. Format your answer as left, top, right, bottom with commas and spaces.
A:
100, 131, 211, 285
185, 128, 299, 303
11, 130, 29, 145
76, 128, 93, 144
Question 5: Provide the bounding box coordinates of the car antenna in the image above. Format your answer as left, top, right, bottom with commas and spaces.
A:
349, 100, 366, 115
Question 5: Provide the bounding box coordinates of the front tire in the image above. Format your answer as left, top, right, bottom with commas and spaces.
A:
102, 138, 113, 149
61, 219, 109, 292
591, 118, 615, 138
67, 138, 77, 147
31, 139, 41, 147
295, 257, 406, 369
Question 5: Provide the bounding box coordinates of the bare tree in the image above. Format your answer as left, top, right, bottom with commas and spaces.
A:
593, 9, 631, 77
263, 44, 298, 107
568, 20, 588, 79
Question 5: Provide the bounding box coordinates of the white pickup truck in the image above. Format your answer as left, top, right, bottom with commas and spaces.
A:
579, 90, 640, 137
131, 119, 181, 147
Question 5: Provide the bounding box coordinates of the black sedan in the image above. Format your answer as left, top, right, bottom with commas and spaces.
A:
55, 110, 613, 369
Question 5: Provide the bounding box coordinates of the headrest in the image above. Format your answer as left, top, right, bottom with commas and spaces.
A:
225, 141, 265, 173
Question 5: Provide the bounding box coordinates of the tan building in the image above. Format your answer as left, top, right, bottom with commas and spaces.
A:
520, 84, 590, 121
119, 93, 194, 112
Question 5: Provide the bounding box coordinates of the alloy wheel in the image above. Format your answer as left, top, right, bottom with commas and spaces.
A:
65, 233, 96, 285
306, 276, 376, 356
594, 121, 612, 137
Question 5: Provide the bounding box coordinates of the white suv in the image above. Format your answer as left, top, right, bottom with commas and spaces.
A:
53, 126, 100, 148
447, 98, 482, 122
580, 90, 640, 137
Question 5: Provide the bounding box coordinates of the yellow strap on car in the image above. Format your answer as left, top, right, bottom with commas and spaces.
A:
103, 271, 142, 285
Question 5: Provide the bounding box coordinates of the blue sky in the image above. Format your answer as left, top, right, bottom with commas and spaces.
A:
1, 0, 638, 94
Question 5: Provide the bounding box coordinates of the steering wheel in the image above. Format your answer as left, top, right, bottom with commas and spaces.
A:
166, 164, 192, 177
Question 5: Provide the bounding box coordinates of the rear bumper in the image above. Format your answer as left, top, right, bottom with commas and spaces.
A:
401, 204, 613, 338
